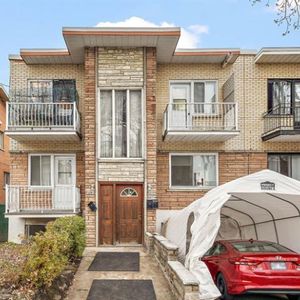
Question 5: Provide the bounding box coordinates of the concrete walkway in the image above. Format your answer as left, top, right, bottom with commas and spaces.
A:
66, 246, 174, 300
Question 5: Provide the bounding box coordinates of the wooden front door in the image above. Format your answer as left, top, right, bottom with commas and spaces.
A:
99, 183, 143, 245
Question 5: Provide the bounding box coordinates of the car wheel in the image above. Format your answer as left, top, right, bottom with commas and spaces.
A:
287, 296, 300, 300
216, 273, 234, 300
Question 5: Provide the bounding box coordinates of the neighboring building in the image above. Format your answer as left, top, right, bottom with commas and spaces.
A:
5, 26, 300, 245
0, 84, 10, 242
0, 85, 10, 204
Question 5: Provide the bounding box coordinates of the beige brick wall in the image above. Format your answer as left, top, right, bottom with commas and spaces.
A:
156, 58, 300, 153
98, 161, 144, 182
97, 48, 144, 87
9, 59, 85, 152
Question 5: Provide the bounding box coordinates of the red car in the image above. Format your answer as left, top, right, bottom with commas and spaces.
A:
201, 240, 300, 300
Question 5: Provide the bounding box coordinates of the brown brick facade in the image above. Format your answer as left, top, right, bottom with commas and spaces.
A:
83, 47, 97, 246
146, 48, 158, 232
157, 152, 268, 210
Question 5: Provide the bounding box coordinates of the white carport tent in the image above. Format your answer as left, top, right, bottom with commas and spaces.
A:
164, 170, 300, 300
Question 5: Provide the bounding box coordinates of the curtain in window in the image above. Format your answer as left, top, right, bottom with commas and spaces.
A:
31, 156, 51, 186
130, 90, 142, 157
57, 159, 72, 185
193, 155, 216, 186
271, 81, 291, 114
29, 81, 52, 103
100, 91, 113, 158
115, 90, 127, 158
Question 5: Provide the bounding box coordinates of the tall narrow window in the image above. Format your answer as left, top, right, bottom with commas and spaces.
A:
130, 90, 142, 157
268, 80, 292, 114
100, 91, 113, 158
0, 131, 4, 150
28, 80, 52, 103
115, 90, 127, 158
99, 89, 142, 158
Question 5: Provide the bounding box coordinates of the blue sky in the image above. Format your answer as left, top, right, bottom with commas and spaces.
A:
0, 0, 299, 87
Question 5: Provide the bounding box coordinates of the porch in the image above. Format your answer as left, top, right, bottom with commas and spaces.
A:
5, 185, 81, 215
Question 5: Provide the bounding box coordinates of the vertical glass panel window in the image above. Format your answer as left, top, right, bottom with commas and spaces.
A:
100, 91, 113, 158
194, 81, 216, 114
130, 90, 142, 158
171, 154, 217, 188
53, 80, 76, 103
99, 89, 142, 158
115, 90, 127, 158
268, 154, 300, 181
3, 172, 10, 189
30, 156, 51, 186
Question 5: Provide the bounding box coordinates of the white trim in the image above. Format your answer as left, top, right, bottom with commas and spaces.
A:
168, 152, 219, 189
28, 154, 76, 188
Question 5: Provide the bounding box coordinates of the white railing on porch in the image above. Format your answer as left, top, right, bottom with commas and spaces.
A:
6, 102, 80, 132
163, 102, 238, 133
5, 185, 81, 213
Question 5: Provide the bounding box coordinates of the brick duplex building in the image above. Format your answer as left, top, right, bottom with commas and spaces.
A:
5, 26, 300, 245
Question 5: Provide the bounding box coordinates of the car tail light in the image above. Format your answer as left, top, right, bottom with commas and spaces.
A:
229, 258, 259, 266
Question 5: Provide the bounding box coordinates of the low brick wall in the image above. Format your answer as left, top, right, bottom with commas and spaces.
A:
145, 232, 199, 300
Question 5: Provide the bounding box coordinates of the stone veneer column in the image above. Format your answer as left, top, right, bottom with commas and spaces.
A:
146, 48, 157, 232
84, 47, 97, 246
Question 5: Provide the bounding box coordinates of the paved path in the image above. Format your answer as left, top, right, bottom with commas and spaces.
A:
66, 246, 174, 300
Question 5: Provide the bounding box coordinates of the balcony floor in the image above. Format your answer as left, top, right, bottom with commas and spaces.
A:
262, 129, 300, 142
6, 129, 81, 142
163, 130, 240, 142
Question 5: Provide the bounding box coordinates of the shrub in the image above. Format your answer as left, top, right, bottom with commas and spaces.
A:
22, 216, 85, 288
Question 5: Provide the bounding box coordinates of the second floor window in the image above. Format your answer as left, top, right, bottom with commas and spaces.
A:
0, 131, 4, 150
28, 79, 76, 103
170, 81, 217, 114
100, 89, 142, 158
268, 79, 300, 114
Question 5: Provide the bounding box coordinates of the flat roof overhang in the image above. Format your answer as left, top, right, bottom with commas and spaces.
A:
17, 26, 241, 65
255, 47, 300, 64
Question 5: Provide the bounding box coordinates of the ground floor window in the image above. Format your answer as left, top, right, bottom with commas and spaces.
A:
268, 153, 300, 181
29, 154, 75, 187
170, 153, 217, 188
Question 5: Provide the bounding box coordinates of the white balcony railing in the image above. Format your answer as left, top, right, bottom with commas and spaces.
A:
163, 102, 238, 133
6, 102, 80, 132
5, 185, 81, 214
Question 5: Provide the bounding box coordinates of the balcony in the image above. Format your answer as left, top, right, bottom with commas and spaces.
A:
5, 185, 81, 216
163, 102, 239, 142
262, 105, 300, 142
6, 88, 81, 141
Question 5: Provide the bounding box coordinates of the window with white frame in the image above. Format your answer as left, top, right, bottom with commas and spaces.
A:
100, 89, 142, 158
29, 154, 75, 187
170, 154, 217, 188
30, 155, 51, 186
170, 81, 217, 114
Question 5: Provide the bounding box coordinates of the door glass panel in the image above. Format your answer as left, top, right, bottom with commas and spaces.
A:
115, 90, 127, 158
28, 80, 52, 103
57, 159, 72, 185
294, 83, 300, 127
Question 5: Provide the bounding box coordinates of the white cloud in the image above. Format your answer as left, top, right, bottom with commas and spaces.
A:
95, 16, 208, 48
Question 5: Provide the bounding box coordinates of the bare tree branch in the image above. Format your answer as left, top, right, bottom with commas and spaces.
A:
250, 0, 300, 35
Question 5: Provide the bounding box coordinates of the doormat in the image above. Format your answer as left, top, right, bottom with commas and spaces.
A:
88, 252, 140, 271
87, 280, 156, 300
